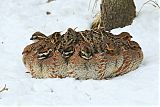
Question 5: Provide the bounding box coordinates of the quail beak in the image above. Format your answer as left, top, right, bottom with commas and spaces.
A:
30, 36, 34, 40
22, 51, 25, 55
22, 50, 28, 55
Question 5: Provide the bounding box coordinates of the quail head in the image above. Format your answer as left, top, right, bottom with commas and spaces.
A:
37, 48, 53, 60
62, 28, 78, 45
60, 46, 75, 59
128, 41, 141, 50
48, 32, 61, 42
118, 32, 133, 41
79, 42, 93, 60
30, 32, 48, 42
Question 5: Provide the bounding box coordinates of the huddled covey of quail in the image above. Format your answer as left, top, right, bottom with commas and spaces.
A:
22, 28, 143, 80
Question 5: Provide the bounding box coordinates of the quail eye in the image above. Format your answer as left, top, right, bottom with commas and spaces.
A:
131, 45, 140, 49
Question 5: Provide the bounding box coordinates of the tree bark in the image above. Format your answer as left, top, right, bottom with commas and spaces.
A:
100, 0, 136, 31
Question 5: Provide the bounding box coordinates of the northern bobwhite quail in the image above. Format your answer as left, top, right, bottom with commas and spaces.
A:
22, 28, 143, 79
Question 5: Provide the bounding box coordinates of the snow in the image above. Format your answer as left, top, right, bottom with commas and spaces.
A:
0, 0, 159, 106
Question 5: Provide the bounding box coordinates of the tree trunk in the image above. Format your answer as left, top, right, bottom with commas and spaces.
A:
101, 0, 136, 31
92, 0, 136, 31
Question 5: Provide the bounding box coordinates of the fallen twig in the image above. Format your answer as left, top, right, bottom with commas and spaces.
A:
137, 0, 160, 16
0, 84, 8, 93
47, 0, 55, 3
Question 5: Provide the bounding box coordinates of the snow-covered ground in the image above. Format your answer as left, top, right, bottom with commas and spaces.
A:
0, 0, 159, 106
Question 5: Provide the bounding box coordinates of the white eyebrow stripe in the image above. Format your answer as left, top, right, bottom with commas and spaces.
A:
63, 50, 74, 55
81, 50, 90, 56
43, 52, 49, 55
38, 53, 44, 56
38, 49, 52, 56
38, 56, 46, 60
81, 55, 92, 60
